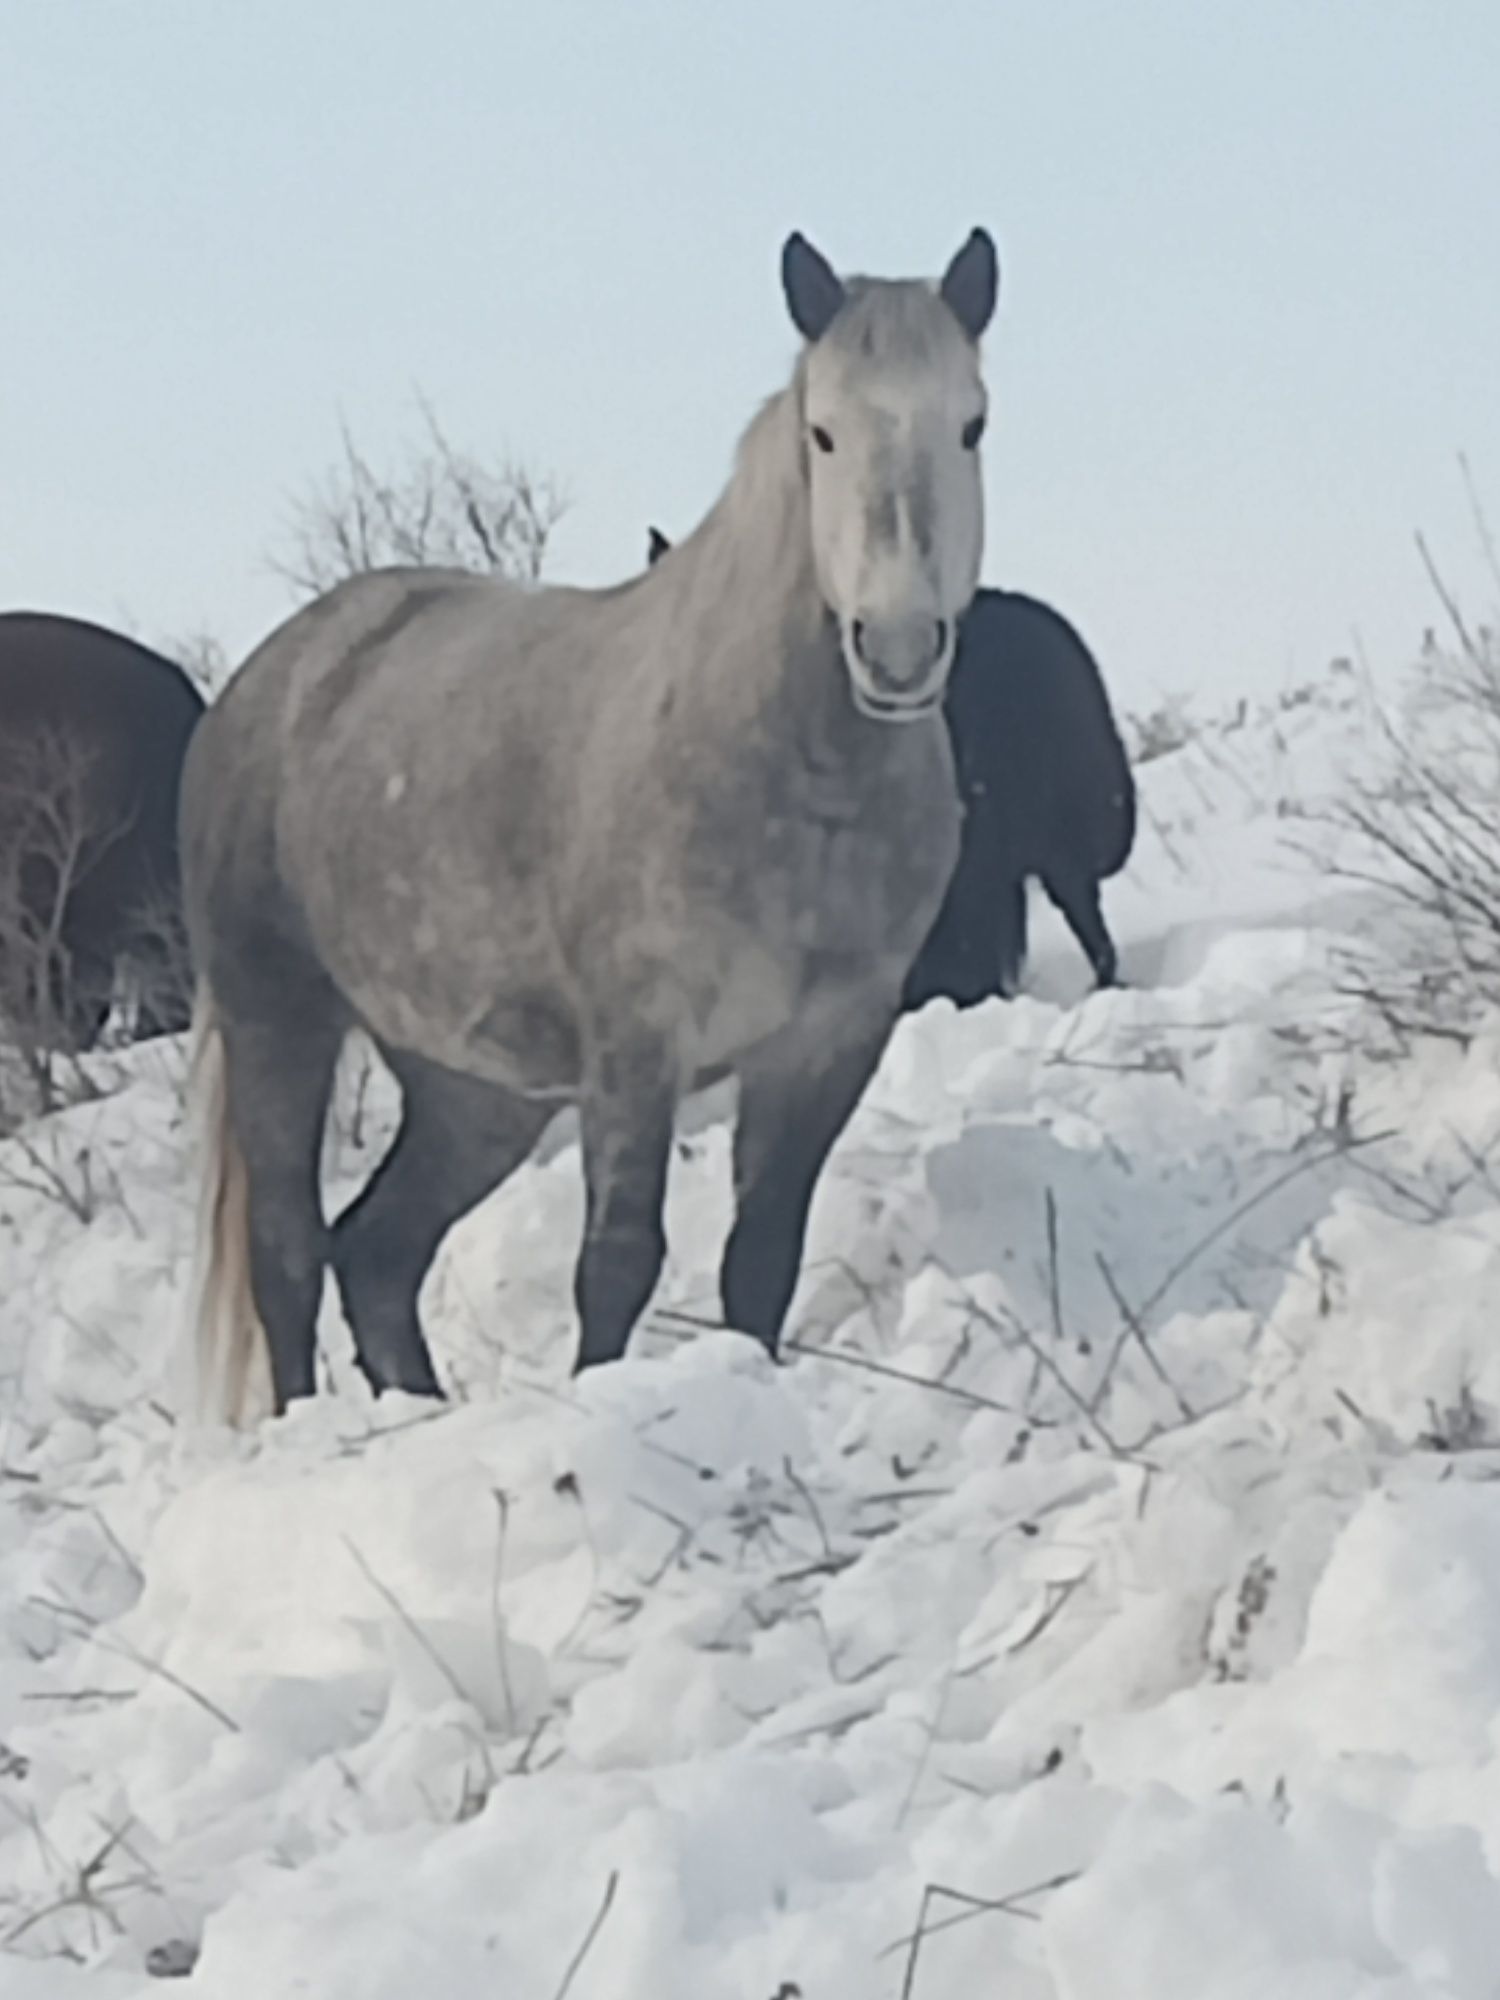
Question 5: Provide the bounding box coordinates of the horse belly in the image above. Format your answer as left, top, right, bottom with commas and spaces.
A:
296, 849, 582, 1099
354, 976, 583, 1102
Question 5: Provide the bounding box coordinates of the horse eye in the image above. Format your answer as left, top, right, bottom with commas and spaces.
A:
810, 424, 835, 455
962, 413, 986, 450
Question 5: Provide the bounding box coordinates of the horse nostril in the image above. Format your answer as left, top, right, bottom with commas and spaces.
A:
851, 619, 868, 665
934, 619, 949, 660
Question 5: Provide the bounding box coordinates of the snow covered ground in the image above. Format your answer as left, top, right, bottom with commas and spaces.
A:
5, 663, 1500, 1996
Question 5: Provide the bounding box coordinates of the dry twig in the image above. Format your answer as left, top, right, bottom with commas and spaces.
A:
551, 1869, 619, 2000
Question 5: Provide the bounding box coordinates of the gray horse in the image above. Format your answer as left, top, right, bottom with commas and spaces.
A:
185, 228, 999, 1422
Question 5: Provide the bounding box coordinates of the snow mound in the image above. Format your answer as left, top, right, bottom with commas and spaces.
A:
3, 663, 1500, 1995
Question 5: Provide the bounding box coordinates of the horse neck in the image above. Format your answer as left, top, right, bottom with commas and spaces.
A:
670, 384, 852, 745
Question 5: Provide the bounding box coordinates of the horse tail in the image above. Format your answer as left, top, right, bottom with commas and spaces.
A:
185, 982, 271, 1425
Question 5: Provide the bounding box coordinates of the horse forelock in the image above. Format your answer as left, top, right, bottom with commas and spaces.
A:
823, 277, 975, 371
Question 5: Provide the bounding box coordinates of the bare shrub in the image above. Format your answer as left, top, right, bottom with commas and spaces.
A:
1323, 468, 1500, 1045
0, 1119, 133, 1228
0, 728, 131, 1118
162, 628, 233, 699
271, 396, 566, 600
121, 879, 196, 1046
1126, 692, 1199, 765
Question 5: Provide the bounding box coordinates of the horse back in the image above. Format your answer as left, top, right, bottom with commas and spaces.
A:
0, 611, 203, 748
180, 569, 634, 1073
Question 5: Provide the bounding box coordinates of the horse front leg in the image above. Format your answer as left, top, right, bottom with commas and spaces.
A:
574, 1041, 677, 1371
721, 992, 895, 1357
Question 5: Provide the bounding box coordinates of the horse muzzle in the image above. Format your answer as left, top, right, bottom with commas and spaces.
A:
844, 614, 953, 723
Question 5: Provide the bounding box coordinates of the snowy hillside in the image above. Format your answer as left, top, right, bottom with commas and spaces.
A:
5, 662, 1500, 1996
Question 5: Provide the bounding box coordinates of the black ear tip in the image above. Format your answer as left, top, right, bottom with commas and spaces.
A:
781, 231, 847, 342
781, 230, 811, 276
940, 227, 1001, 338
965, 226, 999, 273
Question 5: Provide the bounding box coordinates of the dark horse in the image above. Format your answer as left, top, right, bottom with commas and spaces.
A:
642, 542, 1135, 1005
904, 589, 1135, 1006
0, 613, 204, 1050
185, 228, 1000, 1422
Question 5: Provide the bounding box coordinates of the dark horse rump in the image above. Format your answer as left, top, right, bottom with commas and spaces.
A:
902, 589, 1135, 1009
0, 612, 205, 1050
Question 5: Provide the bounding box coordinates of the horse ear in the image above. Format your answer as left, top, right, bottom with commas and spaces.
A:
647, 527, 670, 567
939, 228, 999, 341
782, 232, 847, 343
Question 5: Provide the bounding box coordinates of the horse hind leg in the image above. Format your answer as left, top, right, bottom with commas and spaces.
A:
995, 874, 1029, 997
1043, 870, 1118, 988
721, 993, 893, 1355
903, 889, 990, 1013
903, 833, 999, 1012
217, 1003, 347, 1410
331, 1049, 552, 1395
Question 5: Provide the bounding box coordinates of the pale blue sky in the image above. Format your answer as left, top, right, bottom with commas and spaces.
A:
4, 0, 1497, 712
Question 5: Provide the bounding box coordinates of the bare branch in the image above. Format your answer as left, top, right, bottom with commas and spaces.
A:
1317, 514, 1500, 1045
271, 396, 567, 600
0, 725, 139, 1115
550, 1871, 619, 2000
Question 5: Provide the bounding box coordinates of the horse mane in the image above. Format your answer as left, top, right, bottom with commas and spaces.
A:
649, 382, 815, 635
719, 386, 808, 545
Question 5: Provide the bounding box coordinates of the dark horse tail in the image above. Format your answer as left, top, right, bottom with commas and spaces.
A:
187, 982, 270, 1425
